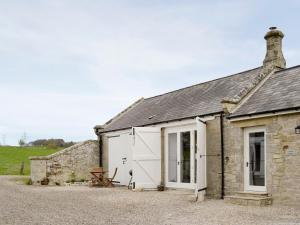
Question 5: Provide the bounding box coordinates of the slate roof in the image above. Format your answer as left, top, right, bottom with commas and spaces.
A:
100, 67, 262, 133
229, 65, 300, 118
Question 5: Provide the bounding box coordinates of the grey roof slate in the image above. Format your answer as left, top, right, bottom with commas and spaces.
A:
101, 67, 262, 133
230, 65, 300, 118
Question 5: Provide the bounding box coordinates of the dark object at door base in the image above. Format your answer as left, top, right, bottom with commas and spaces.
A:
157, 185, 164, 191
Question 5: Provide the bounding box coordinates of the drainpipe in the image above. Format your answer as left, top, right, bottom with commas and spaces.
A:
94, 126, 103, 167
98, 135, 103, 167
220, 113, 225, 199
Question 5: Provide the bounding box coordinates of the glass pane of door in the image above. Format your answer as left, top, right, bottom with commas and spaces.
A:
249, 132, 265, 186
168, 133, 177, 182
180, 131, 191, 183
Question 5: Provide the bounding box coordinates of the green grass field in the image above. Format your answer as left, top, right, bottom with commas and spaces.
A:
0, 146, 61, 175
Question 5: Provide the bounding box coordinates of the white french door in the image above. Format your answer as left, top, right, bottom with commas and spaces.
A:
165, 125, 196, 189
244, 127, 267, 192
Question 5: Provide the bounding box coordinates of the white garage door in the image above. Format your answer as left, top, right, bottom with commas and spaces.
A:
108, 133, 132, 186
132, 127, 161, 189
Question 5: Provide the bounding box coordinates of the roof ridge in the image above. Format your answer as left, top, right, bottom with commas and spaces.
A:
229, 70, 276, 114
97, 97, 144, 128
229, 65, 300, 119
274, 64, 300, 73
144, 66, 262, 100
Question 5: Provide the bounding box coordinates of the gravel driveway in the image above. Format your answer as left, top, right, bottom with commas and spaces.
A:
0, 176, 299, 225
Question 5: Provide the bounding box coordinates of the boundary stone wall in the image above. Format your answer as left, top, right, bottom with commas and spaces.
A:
30, 140, 99, 185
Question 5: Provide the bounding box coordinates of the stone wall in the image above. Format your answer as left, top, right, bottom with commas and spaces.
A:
206, 116, 222, 198
225, 113, 300, 206
30, 140, 99, 185
223, 118, 244, 195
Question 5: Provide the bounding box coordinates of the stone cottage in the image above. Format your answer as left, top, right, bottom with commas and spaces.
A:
31, 27, 300, 206
93, 27, 300, 206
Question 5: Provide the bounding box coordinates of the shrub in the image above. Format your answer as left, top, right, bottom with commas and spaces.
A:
70, 171, 76, 183
41, 177, 49, 185
26, 178, 33, 185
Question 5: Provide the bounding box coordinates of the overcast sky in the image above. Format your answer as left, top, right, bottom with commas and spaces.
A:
1, 0, 300, 145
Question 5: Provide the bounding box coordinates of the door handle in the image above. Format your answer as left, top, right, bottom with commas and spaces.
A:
246, 162, 249, 167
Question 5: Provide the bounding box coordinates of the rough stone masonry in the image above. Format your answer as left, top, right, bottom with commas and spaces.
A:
224, 113, 300, 206
30, 140, 99, 185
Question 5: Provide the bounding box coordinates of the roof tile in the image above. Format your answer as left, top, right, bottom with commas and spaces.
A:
101, 67, 262, 132
230, 65, 300, 118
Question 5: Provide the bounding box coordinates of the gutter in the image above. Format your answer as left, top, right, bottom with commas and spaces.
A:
97, 111, 224, 134
228, 106, 300, 121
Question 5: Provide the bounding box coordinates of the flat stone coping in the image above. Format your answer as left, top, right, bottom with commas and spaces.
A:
29, 156, 49, 160
29, 140, 97, 160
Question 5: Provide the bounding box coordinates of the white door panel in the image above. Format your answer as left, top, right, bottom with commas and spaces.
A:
244, 127, 266, 192
132, 127, 161, 189
164, 124, 196, 189
108, 133, 132, 186
196, 117, 207, 193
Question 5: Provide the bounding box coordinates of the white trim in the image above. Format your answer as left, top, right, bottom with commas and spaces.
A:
102, 116, 216, 137
104, 129, 131, 137
229, 109, 300, 122
164, 124, 196, 133
191, 129, 195, 184
152, 116, 215, 129
195, 116, 207, 197
165, 182, 196, 189
244, 126, 267, 192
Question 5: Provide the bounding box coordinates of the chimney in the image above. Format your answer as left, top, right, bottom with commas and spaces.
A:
263, 27, 286, 74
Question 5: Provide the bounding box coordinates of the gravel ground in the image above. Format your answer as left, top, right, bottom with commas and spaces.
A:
0, 176, 300, 225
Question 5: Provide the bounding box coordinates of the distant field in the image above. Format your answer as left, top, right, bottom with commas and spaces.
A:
0, 146, 61, 175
